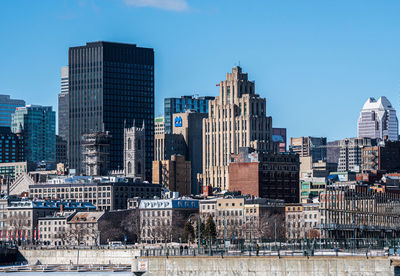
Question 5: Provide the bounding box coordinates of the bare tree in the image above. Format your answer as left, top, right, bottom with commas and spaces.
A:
65, 223, 98, 246
252, 212, 285, 241
7, 212, 29, 244
120, 210, 141, 243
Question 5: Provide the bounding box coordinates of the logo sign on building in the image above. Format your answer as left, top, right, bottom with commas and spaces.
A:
137, 259, 148, 271
174, 116, 183, 127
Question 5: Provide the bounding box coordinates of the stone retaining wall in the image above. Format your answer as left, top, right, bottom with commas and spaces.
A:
133, 256, 395, 276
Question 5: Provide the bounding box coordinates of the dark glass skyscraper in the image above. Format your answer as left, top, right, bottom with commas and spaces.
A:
68, 41, 154, 180
164, 95, 214, 133
11, 105, 56, 164
0, 95, 25, 128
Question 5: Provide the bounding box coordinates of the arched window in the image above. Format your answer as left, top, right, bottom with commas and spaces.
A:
137, 139, 141, 150
128, 162, 132, 174
136, 162, 141, 174
128, 138, 132, 150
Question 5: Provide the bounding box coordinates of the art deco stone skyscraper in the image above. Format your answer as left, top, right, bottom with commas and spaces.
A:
202, 66, 273, 191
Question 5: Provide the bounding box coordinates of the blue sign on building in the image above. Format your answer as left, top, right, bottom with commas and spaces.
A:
174, 116, 183, 127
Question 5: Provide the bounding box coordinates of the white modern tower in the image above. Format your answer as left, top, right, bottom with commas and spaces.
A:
357, 96, 398, 141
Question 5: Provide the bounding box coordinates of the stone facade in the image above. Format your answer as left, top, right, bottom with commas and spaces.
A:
124, 123, 145, 179
202, 66, 273, 191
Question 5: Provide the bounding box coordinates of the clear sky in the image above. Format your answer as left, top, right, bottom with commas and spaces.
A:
1, 0, 400, 141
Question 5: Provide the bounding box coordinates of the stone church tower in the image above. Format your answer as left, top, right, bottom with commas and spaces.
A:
124, 121, 145, 180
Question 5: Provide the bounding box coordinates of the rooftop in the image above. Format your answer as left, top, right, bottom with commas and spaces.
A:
8, 200, 96, 210
362, 96, 395, 111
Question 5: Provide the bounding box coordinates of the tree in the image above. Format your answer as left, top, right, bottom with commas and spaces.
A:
65, 222, 98, 246
182, 221, 195, 243
204, 216, 217, 241
254, 212, 285, 241
195, 218, 205, 240
120, 210, 141, 243
308, 229, 320, 239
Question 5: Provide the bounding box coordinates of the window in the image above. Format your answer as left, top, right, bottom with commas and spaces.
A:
128, 138, 132, 150
128, 162, 132, 174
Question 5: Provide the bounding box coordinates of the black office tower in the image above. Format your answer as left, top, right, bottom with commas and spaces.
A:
68, 41, 154, 180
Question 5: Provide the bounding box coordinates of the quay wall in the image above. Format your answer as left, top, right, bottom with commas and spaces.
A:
133, 256, 398, 276
18, 248, 140, 265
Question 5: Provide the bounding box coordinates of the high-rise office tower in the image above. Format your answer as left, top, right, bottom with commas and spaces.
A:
358, 96, 398, 141
0, 95, 25, 128
11, 105, 56, 164
0, 127, 24, 163
68, 42, 154, 179
290, 136, 327, 163
173, 111, 208, 195
58, 66, 69, 141
202, 66, 273, 191
164, 95, 214, 134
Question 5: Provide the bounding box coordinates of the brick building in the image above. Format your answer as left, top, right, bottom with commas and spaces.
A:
362, 141, 400, 173
229, 148, 300, 203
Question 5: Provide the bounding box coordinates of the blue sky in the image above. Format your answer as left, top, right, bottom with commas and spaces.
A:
1, 0, 400, 141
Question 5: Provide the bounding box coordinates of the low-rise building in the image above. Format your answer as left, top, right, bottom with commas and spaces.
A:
200, 196, 285, 241
285, 203, 320, 239
138, 197, 199, 243
29, 176, 161, 211
39, 209, 139, 246
320, 188, 400, 239
6, 200, 95, 244
38, 211, 75, 246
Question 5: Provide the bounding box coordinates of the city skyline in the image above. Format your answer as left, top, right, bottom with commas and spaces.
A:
2, 1, 400, 141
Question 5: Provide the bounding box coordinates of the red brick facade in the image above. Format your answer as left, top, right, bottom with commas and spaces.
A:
229, 162, 260, 196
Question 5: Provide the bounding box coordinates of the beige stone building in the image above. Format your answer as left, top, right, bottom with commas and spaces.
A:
285, 203, 320, 240
199, 197, 284, 241
38, 211, 75, 246
202, 66, 272, 191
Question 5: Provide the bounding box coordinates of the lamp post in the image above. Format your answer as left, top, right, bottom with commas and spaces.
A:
274, 219, 277, 251
198, 216, 201, 255
223, 212, 226, 251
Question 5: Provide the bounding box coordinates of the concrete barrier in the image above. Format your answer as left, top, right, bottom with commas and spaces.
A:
19, 248, 140, 265
133, 256, 396, 276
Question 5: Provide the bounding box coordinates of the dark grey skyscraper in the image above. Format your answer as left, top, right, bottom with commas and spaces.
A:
58, 66, 69, 141
68, 41, 154, 180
